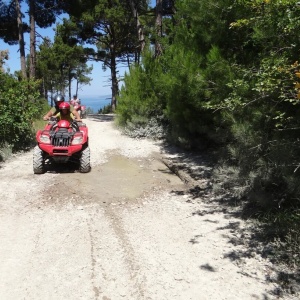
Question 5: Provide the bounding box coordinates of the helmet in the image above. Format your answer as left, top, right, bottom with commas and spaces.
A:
54, 94, 65, 105
59, 102, 70, 111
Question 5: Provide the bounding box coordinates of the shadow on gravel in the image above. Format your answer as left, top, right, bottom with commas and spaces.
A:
200, 263, 217, 272
159, 141, 300, 298
87, 114, 115, 122
42, 160, 86, 174
161, 142, 214, 184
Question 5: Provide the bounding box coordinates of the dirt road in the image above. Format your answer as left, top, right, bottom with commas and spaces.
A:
0, 115, 295, 299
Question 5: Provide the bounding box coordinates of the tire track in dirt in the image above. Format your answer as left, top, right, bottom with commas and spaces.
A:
0, 116, 295, 299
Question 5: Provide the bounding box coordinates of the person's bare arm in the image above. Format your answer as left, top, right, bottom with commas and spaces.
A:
43, 109, 54, 120
71, 108, 81, 120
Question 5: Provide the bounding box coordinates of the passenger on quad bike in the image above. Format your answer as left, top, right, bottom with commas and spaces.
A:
80, 104, 87, 119
70, 95, 86, 118
43, 94, 81, 121
70, 94, 80, 106
56, 102, 82, 122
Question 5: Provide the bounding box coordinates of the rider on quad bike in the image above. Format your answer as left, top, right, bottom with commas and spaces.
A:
43, 94, 81, 121
70, 95, 86, 119
56, 102, 81, 122
70, 94, 80, 105
33, 100, 90, 174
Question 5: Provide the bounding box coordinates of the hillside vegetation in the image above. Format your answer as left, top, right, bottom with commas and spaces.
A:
117, 0, 300, 269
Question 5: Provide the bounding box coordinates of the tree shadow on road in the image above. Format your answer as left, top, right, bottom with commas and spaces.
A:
87, 114, 115, 122
159, 141, 300, 298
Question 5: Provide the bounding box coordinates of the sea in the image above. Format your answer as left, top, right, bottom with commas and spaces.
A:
79, 95, 111, 113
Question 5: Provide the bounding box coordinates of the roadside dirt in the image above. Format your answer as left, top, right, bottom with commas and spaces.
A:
0, 115, 297, 300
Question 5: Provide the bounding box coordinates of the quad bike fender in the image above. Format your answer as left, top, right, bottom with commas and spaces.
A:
38, 144, 83, 156
79, 127, 88, 144
36, 130, 42, 140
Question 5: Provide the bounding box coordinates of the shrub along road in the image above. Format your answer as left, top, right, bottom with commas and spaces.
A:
0, 115, 296, 299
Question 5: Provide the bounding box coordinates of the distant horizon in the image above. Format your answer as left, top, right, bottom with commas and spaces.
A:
79, 94, 111, 99
48, 94, 111, 102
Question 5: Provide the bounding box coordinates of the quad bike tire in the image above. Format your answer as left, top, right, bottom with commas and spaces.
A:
79, 146, 91, 173
33, 146, 45, 174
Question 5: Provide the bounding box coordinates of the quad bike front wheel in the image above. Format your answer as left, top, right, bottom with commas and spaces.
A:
33, 146, 45, 174
79, 146, 91, 173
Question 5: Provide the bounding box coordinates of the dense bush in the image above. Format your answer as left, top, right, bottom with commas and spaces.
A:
116, 0, 300, 267
117, 50, 166, 127
99, 104, 112, 114
0, 72, 46, 155
117, 0, 300, 203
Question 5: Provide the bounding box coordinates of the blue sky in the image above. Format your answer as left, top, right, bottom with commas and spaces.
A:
0, 1, 156, 98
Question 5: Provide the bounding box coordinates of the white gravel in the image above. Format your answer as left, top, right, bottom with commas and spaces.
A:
0, 115, 296, 300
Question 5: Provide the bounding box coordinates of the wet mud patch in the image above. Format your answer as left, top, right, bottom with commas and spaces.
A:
41, 154, 185, 208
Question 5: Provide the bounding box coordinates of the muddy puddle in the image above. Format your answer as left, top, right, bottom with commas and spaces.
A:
44, 155, 184, 207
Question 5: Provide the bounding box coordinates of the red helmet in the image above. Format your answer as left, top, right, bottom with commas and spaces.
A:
59, 102, 70, 110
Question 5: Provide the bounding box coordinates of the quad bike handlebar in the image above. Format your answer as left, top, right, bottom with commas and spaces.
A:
43, 116, 82, 122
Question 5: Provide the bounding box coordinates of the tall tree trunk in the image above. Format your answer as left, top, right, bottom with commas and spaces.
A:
50, 83, 54, 107
15, 0, 27, 78
43, 78, 47, 99
155, 0, 163, 57
107, 24, 118, 111
110, 52, 118, 112
76, 79, 79, 97
68, 68, 72, 100
29, 0, 36, 78
128, 0, 145, 64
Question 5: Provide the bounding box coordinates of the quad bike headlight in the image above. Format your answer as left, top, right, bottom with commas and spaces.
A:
40, 133, 50, 144
71, 133, 83, 145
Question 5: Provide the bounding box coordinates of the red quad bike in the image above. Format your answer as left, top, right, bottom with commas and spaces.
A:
33, 118, 91, 174
74, 103, 87, 119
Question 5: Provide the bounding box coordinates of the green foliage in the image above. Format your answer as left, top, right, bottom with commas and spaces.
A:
85, 107, 94, 115
163, 44, 235, 146
36, 33, 92, 97
0, 0, 19, 44
116, 49, 165, 127
64, 0, 143, 66
116, 0, 300, 264
221, 53, 300, 208
0, 72, 44, 151
99, 104, 112, 114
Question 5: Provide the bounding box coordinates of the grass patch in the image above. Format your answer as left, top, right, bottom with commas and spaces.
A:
32, 119, 47, 132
